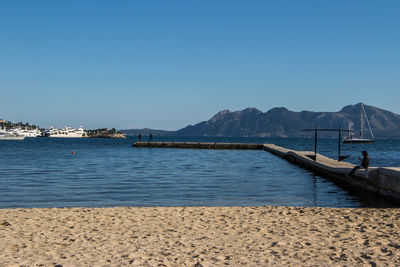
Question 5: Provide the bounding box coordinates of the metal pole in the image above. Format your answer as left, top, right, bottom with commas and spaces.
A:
338, 125, 341, 161
314, 124, 317, 161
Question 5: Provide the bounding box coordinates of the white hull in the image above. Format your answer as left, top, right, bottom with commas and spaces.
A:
13, 130, 42, 137
48, 134, 85, 138
0, 128, 26, 140
0, 135, 25, 140
343, 138, 374, 144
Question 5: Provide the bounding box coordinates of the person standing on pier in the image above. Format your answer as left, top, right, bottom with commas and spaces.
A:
138, 134, 142, 142
349, 150, 370, 176
149, 133, 152, 143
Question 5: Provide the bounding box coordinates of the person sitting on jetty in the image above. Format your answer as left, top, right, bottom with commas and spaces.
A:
349, 150, 370, 176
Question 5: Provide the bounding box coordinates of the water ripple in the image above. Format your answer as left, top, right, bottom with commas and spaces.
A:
0, 137, 398, 208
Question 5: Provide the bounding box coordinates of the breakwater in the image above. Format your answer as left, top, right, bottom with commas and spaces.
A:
133, 141, 400, 203
133, 142, 264, 150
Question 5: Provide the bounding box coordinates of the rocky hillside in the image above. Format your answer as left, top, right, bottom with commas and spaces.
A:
175, 103, 400, 138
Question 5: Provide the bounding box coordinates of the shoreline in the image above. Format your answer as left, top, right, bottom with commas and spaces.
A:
1, 206, 399, 266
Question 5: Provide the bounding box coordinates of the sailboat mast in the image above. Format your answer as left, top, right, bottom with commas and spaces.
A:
343, 103, 374, 144
348, 123, 351, 138
362, 104, 374, 139
360, 104, 364, 138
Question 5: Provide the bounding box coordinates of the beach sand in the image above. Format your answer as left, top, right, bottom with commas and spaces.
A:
1, 206, 399, 266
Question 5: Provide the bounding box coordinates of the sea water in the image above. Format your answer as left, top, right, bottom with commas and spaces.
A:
0, 137, 399, 208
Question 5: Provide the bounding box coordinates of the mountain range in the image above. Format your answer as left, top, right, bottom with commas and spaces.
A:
122, 103, 400, 138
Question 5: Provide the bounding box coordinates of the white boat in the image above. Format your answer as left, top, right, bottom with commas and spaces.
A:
45, 126, 87, 138
12, 127, 42, 137
0, 131, 25, 140
343, 103, 374, 144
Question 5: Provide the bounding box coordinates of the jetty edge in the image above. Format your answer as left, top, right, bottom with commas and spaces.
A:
133, 141, 264, 150
133, 141, 400, 203
263, 144, 400, 203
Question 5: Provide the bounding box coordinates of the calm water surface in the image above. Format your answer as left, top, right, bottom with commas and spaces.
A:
0, 137, 399, 208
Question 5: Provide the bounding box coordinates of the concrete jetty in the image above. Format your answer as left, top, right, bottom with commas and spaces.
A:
263, 144, 400, 202
133, 142, 264, 150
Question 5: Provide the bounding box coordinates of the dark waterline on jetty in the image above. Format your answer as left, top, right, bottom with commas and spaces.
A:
0, 137, 399, 208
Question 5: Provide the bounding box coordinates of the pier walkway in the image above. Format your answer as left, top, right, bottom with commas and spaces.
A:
133, 141, 400, 202
133, 142, 264, 150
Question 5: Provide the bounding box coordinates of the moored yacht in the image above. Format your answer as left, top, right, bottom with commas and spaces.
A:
343, 103, 374, 144
0, 128, 25, 140
44, 126, 87, 138
12, 127, 42, 137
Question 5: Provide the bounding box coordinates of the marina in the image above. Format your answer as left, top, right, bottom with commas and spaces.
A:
0, 125, 126, 140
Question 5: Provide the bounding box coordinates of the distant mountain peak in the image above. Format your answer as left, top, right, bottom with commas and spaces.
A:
340, 102, 369, 113
243, 107, 262, 113
175, 104, 400, 138
210, 109, 231, 122
267, 107, 289, 113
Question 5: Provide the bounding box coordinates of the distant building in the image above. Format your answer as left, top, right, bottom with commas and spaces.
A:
0, 119, 6, 123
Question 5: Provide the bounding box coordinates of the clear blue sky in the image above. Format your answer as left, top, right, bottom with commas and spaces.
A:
1, 0, 399, 130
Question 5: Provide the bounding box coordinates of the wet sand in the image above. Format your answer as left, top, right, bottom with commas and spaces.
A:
1, 206, 399, 266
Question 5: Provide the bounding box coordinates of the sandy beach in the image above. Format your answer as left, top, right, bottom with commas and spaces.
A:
0, 206, 399, 266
